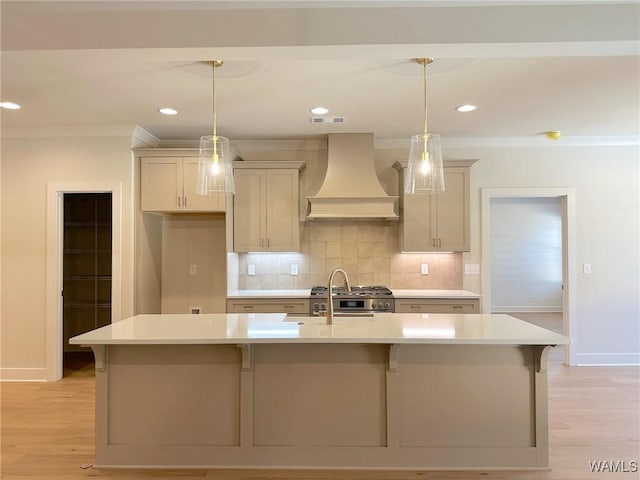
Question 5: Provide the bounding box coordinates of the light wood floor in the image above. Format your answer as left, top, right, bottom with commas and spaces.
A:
2, 314, 638, 480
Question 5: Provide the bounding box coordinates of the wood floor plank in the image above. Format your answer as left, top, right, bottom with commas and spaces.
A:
1, 315, 638, 479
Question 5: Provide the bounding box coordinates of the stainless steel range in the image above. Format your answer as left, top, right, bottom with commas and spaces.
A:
309, 285, 395, 316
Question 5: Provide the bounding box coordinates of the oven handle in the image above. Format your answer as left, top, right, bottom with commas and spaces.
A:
310, 311, 377, 317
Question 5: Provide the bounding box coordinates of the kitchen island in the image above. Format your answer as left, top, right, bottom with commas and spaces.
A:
70, 312, 568, 470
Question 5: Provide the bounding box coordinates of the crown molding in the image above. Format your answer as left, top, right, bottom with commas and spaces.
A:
156, 138, 327, 151
376, 135, 640, 149
132, 125, 160, 148
3, 126, 636, 149
0, 125, 139, 139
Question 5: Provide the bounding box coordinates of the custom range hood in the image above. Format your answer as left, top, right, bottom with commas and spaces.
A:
307, 133, 398, 219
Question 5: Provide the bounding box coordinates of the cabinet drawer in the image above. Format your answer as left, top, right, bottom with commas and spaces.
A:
395, 299, 479, 314
227, 299, 310, 314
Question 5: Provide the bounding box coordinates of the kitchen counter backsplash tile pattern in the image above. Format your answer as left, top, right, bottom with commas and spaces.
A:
237, 221, 462, 290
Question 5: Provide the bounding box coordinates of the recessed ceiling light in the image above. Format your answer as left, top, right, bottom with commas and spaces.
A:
0, 102, 21, 110
310, 106, 329, 115
455, 104, 477, 113
159, 107, 178, 115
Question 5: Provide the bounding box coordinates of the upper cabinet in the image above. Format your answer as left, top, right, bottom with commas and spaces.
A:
394, 160, 476, 252
140, 156, 225, 212
233, 162, 305, 252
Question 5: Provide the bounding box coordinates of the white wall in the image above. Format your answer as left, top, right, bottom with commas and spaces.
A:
448, 145, 639, 365
490, 197, 562, 312
1, 135, 135, 380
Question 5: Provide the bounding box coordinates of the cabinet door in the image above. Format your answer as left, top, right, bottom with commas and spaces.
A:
266, 170, 299, 252
234, 170, 266, 252
436, 168, 469, 252
141, 157, 182, 211
401, 191, 435, 252
182, 158, 226, 212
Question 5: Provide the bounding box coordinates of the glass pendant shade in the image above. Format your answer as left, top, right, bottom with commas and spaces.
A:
196, 135, 235, 195
404, 133, 445, 194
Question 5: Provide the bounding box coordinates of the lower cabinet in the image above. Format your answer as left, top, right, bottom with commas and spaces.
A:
226, 298, 310, 314
395, 298, 480, 314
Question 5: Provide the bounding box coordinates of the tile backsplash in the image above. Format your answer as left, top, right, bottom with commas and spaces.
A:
237, 221, 462, 290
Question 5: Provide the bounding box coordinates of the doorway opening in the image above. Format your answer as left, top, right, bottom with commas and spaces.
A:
489, 196, 563, 361
481, 188, 576, 365
62, 193, 112, 377
46, 182, 122, 381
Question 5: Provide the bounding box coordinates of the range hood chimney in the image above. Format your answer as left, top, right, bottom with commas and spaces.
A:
307, 133, 398, 219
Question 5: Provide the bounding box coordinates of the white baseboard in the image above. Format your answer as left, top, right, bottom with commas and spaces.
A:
575, 352, 640, 366
1, 367, 48, 382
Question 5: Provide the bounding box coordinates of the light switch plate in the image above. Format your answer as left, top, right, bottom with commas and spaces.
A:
189, 264, 197, 275
421, 263, 429, 275
583, 263, 591, 274
248, 264, 256, 276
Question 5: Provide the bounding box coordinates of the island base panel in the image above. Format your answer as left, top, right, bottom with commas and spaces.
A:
94, 343, 551, 469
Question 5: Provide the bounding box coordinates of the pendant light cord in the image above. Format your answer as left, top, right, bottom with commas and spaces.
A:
423, 60, 428, 137
212, 61, 217, 139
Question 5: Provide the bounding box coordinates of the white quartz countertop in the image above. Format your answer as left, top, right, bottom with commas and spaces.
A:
70, 313, 567, 346
227, 289, 480, 299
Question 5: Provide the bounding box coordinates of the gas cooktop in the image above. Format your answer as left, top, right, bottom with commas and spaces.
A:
310, 285, 393, 297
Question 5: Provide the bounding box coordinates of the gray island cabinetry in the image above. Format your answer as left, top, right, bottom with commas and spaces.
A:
70, 312, 567, 470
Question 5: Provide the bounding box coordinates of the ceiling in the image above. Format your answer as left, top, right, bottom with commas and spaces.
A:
1, 1, 639, 147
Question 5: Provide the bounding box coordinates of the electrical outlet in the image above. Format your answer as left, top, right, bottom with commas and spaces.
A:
583, 263, 591, 274
189, 264, 197, 275
421, 263, 429, 275
190, 307, 201, 314
464, 264, 480, 275
291, 263, 299, 275
248, 264, 256, 276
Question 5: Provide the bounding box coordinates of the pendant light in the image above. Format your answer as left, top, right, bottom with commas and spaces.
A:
404, 58, 445, 194
196, 60, 235, 196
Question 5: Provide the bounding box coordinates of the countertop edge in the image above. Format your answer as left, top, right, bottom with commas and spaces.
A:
71, 338, 566, 346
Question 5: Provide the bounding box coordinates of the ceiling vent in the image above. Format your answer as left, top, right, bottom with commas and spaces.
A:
310, 116, 346, 124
